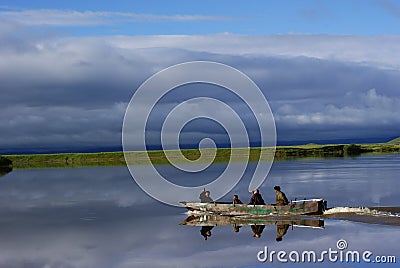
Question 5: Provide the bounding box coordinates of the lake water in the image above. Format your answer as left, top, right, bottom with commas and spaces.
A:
0, 154, 399, 267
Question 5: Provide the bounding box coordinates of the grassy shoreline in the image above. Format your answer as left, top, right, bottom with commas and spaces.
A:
2, 141, 399, 169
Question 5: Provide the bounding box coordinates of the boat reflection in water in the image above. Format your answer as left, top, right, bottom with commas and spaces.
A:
180, 214, 324, 241
0, 166, 12, 178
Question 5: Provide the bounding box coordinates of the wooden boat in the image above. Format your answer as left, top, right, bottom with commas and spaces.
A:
179, 199, 327, 216
180, 214, 324, 229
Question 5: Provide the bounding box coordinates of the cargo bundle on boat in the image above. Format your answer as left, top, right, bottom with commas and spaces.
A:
180, 198, 327, 216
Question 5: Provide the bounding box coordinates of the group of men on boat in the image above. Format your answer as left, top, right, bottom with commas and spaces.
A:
199, 186, 289, 206
195, 187, 312, 241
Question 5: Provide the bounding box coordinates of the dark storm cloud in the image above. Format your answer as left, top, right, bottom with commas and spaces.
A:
1, 28, 400, 152
0, 104, 126, 152
0, 39, 148, 108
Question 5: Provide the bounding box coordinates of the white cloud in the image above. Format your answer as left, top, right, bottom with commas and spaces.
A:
275, 89, 400, 126
107, 34, 400, 69
0, 9, 230, 26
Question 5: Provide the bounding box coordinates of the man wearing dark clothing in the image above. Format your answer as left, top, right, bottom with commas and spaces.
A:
248, 189, 265, 205
274, 186, 289, 206
199, 188, 213, 203
233, 194, 243, 204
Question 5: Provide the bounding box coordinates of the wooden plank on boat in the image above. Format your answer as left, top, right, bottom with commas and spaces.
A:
179, 199, 326, 216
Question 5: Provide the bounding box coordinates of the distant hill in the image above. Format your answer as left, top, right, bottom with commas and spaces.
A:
1, 137, 398, 155
387, 137, 400, 145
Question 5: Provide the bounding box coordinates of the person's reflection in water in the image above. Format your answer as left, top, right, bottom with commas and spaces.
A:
200, 226, 213, 240
233, 224, 242, 233
251, 224, 265, 238
276, 223, 290, 242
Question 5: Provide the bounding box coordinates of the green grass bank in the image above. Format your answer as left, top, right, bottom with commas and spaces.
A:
3, 140, 400, 169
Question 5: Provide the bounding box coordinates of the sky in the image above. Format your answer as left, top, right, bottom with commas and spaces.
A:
1, 0, 400, 153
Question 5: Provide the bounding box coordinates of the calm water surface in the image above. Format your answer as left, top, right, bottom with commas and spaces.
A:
0, 154, 399, 267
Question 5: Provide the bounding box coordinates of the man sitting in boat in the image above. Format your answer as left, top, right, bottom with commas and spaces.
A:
274, 186, 289, 206
248, 189, 265, 205
233, 194, 243, 204
199, 188, 214, 203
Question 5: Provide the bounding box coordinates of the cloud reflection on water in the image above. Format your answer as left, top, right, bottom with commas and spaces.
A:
0, 155, 398, 267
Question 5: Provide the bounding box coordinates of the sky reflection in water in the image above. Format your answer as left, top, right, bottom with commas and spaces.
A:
0, 154, 399, 267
